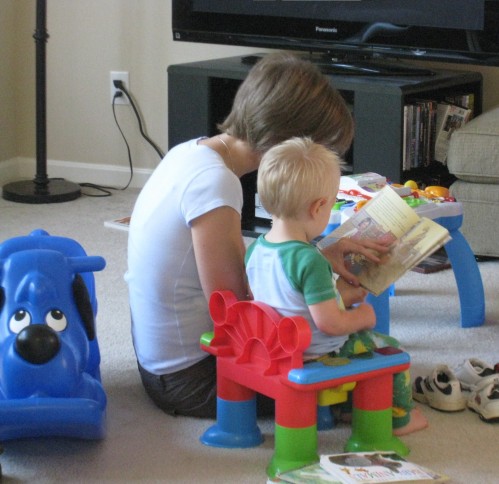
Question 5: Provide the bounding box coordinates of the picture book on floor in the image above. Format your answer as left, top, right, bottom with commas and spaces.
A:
104, 216, 131, 232
269, 452, 448, 483
319, 452, 449, 483
317, 185, 451, 296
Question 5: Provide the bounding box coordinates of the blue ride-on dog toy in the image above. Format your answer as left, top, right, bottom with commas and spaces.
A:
0, 229, 107, 440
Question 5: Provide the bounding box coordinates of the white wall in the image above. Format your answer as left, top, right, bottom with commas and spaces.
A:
2, 0, 499, 187
0, 0, 19, 162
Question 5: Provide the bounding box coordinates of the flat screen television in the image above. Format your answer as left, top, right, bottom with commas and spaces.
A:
172, 0, 499, 72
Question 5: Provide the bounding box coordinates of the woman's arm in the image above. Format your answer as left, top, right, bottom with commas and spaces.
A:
320, 237, 391, 286
191, 206, 248, 301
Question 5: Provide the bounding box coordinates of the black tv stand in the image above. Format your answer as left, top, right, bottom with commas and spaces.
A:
317, 60, 435, 77
168, 55, 482, 232
241, 54, 435, 77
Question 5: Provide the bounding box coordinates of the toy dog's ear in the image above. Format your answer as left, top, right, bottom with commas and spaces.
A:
72, 274, 95, 341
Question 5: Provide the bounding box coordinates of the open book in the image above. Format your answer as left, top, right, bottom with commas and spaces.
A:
319, 451, 449, 483
317, 186, 451, 296
272, 452, 448, 483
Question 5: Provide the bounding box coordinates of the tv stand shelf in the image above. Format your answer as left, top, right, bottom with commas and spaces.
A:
168, 55, 483, 232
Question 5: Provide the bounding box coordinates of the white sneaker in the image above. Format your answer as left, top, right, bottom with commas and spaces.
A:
413, 364, 467, 412
453, 358, 496, 391
467, 376, 499, 423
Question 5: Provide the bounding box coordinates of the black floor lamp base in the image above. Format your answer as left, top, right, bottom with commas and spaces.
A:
2, 179, 81, 204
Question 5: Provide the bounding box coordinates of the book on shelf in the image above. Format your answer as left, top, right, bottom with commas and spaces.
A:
403, 94, 474, 170
434, 102, 472, 164
403, 99, 437, 170
271, 452, 448, 483
444, 93, 475, 113
317, 185, 451, 296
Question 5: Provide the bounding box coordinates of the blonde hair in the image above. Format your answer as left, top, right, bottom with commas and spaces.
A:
257, 137, 341, 219
219, 52, 354, 156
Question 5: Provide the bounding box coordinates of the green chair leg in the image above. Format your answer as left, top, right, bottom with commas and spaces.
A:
267, 424, 318, 478
346, 407, 409, 456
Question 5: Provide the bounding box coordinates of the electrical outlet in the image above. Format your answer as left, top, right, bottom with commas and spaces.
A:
110, 71, 129, 105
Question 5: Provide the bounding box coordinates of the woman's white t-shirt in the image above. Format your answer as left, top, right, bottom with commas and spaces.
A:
126, 138, 243, 374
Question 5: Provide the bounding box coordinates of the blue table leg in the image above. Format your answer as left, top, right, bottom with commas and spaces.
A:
367, 287, 390, 335
442, 223, 485, 328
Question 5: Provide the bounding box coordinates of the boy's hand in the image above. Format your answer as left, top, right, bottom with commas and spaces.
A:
336, 276, 368, 307
321, 237, 390, 286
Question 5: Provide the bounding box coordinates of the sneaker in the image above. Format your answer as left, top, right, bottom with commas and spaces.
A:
467, 376, 499, 423
413, 364, 467, 412
453, 358, 496, 390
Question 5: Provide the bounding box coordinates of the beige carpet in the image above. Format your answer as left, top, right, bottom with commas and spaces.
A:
0, 188, 497, 483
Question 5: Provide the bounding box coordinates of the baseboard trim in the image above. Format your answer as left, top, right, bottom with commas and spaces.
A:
0, 157, 152, 189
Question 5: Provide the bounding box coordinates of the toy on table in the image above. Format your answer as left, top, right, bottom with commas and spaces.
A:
403, 180, 455, 203
339, 173, 412, 200
321, 199, 356, 236
200, 290, 410, 478
0, 229, 107, 440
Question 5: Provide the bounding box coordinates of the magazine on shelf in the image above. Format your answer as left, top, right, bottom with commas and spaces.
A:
317, 186, 451, 296
434, 103, 472, 163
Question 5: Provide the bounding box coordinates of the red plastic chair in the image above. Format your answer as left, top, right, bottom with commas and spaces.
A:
200, 290, 410, 478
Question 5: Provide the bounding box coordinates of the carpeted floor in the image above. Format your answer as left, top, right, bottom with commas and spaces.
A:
0, 188, 497, 483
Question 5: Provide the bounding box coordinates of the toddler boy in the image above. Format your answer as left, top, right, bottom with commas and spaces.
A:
245, 137, 427, 435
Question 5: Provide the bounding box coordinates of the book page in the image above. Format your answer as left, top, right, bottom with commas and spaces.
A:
354, 217, 451, 295
317, 186, 419, 251
277, 462, 341, 483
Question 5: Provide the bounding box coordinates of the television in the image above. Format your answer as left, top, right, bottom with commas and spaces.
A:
172, 0, 499, 73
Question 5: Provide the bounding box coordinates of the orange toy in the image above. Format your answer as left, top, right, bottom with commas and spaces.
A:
425, 186, 450, 198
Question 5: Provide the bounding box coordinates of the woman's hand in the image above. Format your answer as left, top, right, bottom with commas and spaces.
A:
321, 237, 391, 287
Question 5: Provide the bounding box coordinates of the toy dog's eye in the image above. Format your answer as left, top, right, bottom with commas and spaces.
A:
46, 310, 68, 332
10, 310, 31, 334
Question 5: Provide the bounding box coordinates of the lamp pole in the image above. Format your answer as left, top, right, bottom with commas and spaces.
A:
2, 0, 81, 203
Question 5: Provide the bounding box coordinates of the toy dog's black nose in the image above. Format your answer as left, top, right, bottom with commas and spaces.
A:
15, 325, 61, 364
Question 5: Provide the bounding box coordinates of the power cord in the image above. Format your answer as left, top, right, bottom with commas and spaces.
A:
114, 81, 165, 159
80, 81, 164, 197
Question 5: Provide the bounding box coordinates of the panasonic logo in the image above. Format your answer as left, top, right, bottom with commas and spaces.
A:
316, 26, 338, 34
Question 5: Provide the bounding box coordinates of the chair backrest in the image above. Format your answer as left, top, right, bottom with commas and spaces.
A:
206, 290, 312, 377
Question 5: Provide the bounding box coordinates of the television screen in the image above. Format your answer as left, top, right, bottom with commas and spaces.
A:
173, 0, 499, 66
